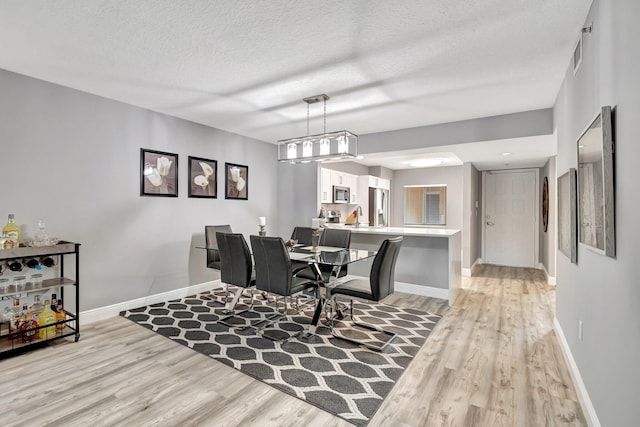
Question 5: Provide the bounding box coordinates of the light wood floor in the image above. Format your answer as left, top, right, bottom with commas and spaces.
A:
0, 265, 586, 426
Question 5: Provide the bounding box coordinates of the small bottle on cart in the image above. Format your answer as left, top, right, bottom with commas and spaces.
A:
2, 214, 20, 248
38, 299, 56, 339
32, 294, 44, 316
55, 299, 66, 331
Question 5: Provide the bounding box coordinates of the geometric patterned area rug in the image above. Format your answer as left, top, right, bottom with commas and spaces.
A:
120, 287, 443, 426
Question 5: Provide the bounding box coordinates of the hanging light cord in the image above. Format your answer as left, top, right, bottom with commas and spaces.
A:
323, 97, 327, 134
307, 102, 310, 136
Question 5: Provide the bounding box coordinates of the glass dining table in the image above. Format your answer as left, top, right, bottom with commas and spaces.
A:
197, 241, 377, 337
289, 245, 377, 337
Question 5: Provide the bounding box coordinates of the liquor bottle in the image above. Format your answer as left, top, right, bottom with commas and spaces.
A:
19, 311, 38, 343
41, 257, 57, 268
24, 258, 42, 270
2, 214, 20, 247
32, 294, 44, 316
55, 299, 66, 331
33, 220, 51, 247
10, 298, 21, 332
51, 293, 58, 307
38, 299, 56, 339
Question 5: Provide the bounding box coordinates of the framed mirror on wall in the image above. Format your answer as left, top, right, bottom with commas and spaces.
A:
403, 185, 447, 226
558, 169, 577, 263
576, 105, 615, 258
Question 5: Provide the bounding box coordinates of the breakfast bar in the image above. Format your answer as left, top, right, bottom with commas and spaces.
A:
326, 226, 462, 305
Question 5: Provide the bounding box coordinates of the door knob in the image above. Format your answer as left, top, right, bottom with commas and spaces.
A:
486, 221, 495, 226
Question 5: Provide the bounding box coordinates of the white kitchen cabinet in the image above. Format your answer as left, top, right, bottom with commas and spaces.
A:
368, 175, 390, 190
347, 174, 358, 204
330, 170, 347, 187
320, 168, 332, 203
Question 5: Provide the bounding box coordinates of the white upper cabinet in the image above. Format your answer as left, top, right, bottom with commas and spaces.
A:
347, 174, 358, 204
368, 175, 390, 190
330, 170, 347, 187
320, 168, 360, 204
320, 168, 332, 203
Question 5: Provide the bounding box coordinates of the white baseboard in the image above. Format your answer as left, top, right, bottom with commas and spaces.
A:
81, 276, 451, 326
539, 263, 556, 285
394, 281, 449, 300
553, 317, 600, 427
80, 280, 223, 325
462, 258, 481, 277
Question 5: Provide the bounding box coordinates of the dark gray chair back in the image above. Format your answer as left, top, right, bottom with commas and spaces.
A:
216, 232, 252, 287
205, 224, 232, 269
290, 227, 314, 246
370, 236, 403, 300
250, 235, 292, 296
319, 228, 351, 248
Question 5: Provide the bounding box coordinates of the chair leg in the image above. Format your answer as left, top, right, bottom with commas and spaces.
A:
328, 296, 397, 351
219, 287, 254, 328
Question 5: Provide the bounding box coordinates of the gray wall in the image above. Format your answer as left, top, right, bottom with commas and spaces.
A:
0, 68, 279, 311
554, 0, 640, 425
276, 162, 319, 238
463, 163, 481, 269
358, 109, 553, 154
390, 166, 463, 231
321, 161, 369, 176
540, 157, 556, 277
368, 165, 393, 181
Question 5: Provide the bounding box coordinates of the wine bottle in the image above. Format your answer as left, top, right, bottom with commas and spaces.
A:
24, 258, 42, 270
40, 257, 57, 268
7, 260, 22, 272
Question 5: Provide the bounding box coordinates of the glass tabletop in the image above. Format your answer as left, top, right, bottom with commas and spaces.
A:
196, 244, 376, 267
291, 247, 376, 267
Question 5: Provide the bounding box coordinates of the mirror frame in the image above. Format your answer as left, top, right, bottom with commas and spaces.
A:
403, 184, 447, 226
576, 105, 615, 258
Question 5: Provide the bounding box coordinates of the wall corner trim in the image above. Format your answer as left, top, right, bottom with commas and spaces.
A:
80, 280, 223, 325
462, 258, 480, 277
540, 263, 556, 285
553, 317, 601, 427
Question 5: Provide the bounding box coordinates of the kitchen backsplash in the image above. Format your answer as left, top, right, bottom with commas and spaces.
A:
321, 203, 359, 223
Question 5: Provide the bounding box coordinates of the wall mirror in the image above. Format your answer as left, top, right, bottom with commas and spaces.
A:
404, 185, 446, 225
576, 105, 615, 257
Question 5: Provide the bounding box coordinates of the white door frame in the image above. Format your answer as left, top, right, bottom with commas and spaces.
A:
481, 168, 540, 268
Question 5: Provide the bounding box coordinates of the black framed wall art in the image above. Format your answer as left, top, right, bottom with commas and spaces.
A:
188, 156, 217, 198
225, 162, 248, 200
140, 148, 178, 197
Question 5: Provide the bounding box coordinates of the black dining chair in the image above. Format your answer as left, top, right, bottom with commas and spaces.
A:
329, 236, 403, 351
295, 228, 351, 283
250, 235, 317, 339
205, 224, 232, 270
290, 226, 315, 246
216, 232, 256, 327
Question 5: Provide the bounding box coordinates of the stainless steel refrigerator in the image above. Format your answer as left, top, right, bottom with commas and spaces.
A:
368, 187, 389, 227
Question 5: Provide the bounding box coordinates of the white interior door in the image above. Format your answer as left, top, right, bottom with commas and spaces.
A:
484, 170, 537, 268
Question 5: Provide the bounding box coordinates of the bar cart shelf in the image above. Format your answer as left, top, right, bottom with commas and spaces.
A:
0, 241, 80, 357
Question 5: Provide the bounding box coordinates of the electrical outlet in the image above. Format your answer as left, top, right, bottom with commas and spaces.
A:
578, 320, 584, 341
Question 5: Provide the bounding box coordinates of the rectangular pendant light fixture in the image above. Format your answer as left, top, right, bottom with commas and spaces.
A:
277, 94, 358, 163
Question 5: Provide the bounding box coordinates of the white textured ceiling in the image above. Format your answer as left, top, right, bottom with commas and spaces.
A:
0, 1, 591, 166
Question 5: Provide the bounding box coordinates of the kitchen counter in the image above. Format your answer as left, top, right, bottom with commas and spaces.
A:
325, 224, 460, 237
327, 224, 461, 305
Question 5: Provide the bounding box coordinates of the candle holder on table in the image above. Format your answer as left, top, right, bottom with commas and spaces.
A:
258, 225, 266, 236
310, 227, 320, 253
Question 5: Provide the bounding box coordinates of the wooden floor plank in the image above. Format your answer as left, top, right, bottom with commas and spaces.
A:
0, 265, 586, 426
